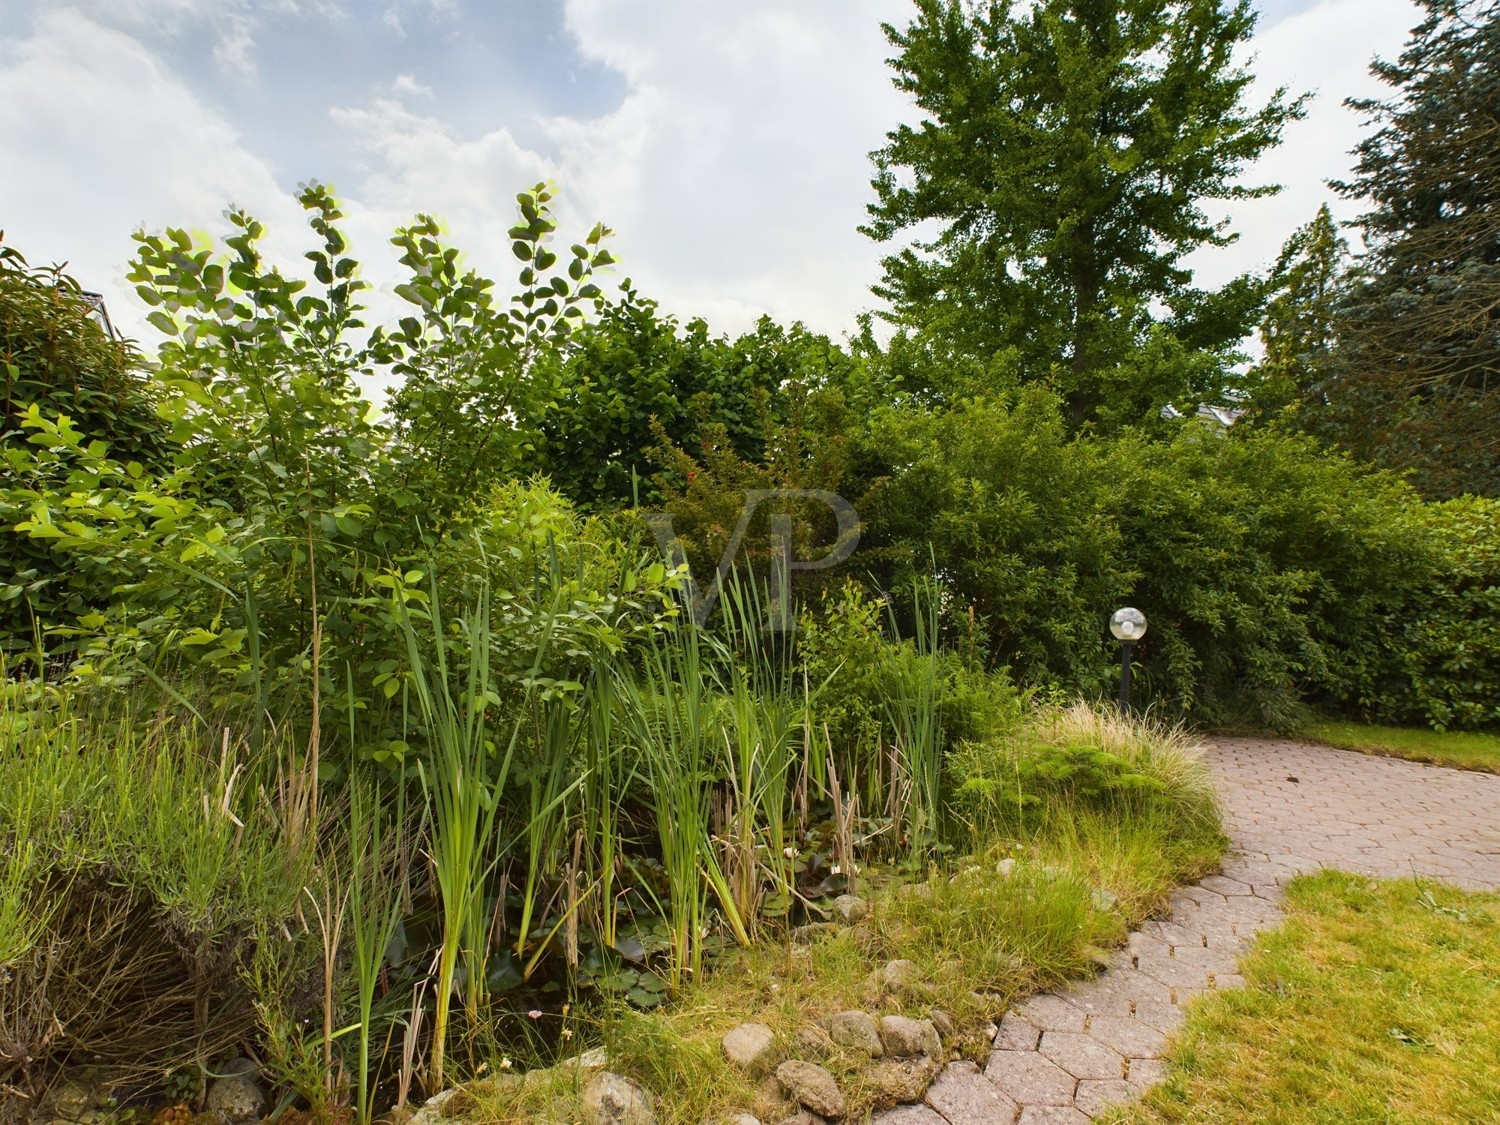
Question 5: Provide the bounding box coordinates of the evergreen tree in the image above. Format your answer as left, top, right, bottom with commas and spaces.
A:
862, 0, 1305, 426
1246, 204, 1350, 421
1325, 0, 1500, 497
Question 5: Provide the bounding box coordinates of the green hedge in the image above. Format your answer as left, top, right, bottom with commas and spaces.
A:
852, 389, 1493, 730
1341, 497, 1500, 730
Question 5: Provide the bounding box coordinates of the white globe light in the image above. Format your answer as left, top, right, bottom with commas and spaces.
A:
1110, 607, 1147, 642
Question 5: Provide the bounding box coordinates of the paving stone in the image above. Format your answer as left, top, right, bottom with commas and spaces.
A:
1014, 995, 1087, 1033
1083, 1016, 1167, 1059
1198, 875, 1254, 896
924, 1061, 1019, 1124
873, 1105, 950, 1125
983, 1050, 1076, 1106
1072, 1079, 1137, 1116
947, 738, 1500, 1120
993, 1013, 1042, 1052
1037, 1032, 1124, 1082
1125, 1057, 1167, 1088
1115, 998, 1185, 1035
1015, 1108, 1089, 1125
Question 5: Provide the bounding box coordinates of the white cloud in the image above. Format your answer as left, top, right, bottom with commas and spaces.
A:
0, 0, 1425, 358
392, 71, 432, 98
1184, 0, 1421, 286
544, 0, 915, 337
0, 8, 305, 330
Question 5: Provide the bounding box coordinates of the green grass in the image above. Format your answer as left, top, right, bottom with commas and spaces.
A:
1104, 871, 1500, 1125
1301, 718, 1500, 773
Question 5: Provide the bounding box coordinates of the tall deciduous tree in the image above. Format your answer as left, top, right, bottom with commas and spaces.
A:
1324, 0, 1500, 498
862, 0, 1305, 425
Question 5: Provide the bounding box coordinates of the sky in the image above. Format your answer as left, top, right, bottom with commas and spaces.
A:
0, 0, 1422, 350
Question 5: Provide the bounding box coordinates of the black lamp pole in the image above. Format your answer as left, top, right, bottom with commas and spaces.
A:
1118, 639, 1136, 714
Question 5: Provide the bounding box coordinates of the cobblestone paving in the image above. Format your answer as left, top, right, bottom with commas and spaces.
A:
875, 737, 1500, 1125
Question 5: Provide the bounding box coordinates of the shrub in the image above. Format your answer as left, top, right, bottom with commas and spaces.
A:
1340, 496, 1500, 730
855, 390, 1438, 728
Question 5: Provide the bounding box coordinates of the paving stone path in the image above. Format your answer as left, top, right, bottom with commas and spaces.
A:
874, 737, 1500, 1125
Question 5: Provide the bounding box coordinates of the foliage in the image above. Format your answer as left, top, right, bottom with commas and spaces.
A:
1319, 0, 1500, 498
1341, 496, 1500, 730
0, 238, 172, 653
0, 193, 678, 758
0, 686, 306, 1102
862, 0, 1305, 424
640, 380, 858, 611
949, 702, 1221, 840
1245, 204, 1350, 424
1300, 717, 1500, 774
855, 389, 1443, 727
527, 293, 862, 511
1107, 872, 1500, 1125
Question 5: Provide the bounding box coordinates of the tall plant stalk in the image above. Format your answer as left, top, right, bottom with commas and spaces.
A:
402, 585, 515, 1092
620, 623, 749, 990
885, 576, 944, 850
344, 763, 407, 1125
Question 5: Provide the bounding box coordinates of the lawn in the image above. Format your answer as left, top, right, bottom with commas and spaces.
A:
1301, 718, 1500, 773
1103, 871, 1500, 1125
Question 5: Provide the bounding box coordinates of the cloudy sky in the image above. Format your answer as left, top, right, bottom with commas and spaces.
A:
0, 0, 1421, 348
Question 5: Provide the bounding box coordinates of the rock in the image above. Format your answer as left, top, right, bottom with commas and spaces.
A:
407, 1088, 459, 1125
722, 1023, 779, 1079
790, 923, 839, 944
824, 1010, 883, 1058
774, 1115, 825, 1125
721, 1116, 762, 1125
895, 882, 933, 901
206, 1073, 266, 1123
878, 959, 922, 993
865, 1057, 941, 1104
794, 1024, 836, 1060
928, 1010, 956, 1043
775, 1061, 845, 1119
1091, 886, 1120, 912
582, 1072, 657, 1125
878, 1016, 941, 1059
44, 1078, 100, 1121
832, 895, 867, 924
996, 858, 1017, 878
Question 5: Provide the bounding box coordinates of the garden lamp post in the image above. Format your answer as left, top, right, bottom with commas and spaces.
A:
1110, 607, 1147, 714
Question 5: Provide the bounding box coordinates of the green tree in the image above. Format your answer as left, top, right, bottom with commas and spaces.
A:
1323, 0, 1500, 497
1245, 203, 1350, 421
862, 0, 1305, 425
525, 291, 860, 511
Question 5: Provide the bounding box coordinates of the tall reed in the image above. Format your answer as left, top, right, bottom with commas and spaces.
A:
343, 766, 408, 1125
884, 576, 945, 851
619, 622, 748, 990
401, 585, 516, 1091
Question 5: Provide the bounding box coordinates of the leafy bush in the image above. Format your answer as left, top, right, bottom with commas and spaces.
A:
0, 238, 172, 655
1339, 496, 1500, 729
854, 389, 1443, 727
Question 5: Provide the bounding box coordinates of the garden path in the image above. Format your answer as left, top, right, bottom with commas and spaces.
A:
874, 737, 1500, 1125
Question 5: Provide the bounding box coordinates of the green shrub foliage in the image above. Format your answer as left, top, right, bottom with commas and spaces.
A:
1344, 497, 1500, 729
